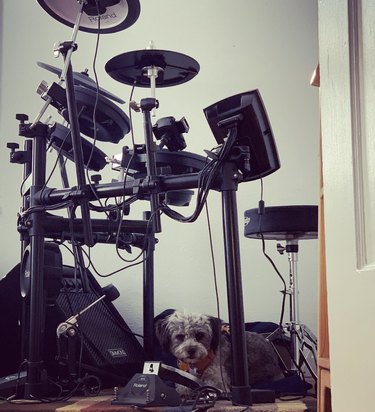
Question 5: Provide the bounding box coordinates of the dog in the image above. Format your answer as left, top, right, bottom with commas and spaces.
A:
155, 310, 284, 396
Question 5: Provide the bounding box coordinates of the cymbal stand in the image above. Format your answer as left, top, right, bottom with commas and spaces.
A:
128, 97, 162, 358
54, 55, 93, 246
276, 240, 318, 381
139, 98, 162, 234
32, 0, 93, 247
144, 66, 161, 118
143, 40, 161, 118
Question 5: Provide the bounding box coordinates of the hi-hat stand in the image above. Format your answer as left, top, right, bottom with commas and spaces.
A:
275, 239, 318, 380
244, 205, 318, 382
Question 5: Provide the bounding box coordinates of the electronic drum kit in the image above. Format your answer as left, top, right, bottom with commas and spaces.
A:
5, 0, 317, 405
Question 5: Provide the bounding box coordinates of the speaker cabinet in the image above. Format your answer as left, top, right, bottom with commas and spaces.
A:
0, 263, 145, 389
45, 265, 145, 387
0, 264, 23, 377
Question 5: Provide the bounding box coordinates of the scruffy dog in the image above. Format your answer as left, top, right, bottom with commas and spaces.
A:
155, 311, 284, 395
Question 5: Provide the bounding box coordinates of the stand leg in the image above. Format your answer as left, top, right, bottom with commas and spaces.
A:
20, 139, 32, 362
143, 229, 156, 359
286, 242, 300, 371
266, 327, 291, 373
24, 128, 48, 399
281, 241, 318, 381
138, 98, 160, 358
141, 98, 161, 233
221, 186, 252, 405
298, 325, 318, 381
63, 60, 94, 247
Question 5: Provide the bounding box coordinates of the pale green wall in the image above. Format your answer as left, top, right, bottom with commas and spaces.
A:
0, 1, 319, 338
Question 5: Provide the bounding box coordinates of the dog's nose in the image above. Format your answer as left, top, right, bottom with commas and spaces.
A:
187, 348, 196, 357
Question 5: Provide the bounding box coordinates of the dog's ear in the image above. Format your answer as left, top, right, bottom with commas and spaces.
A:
208, 316, 223, 352
154, 317, 172, 353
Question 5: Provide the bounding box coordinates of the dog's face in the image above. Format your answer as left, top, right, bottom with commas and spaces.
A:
155, 311, 222, 365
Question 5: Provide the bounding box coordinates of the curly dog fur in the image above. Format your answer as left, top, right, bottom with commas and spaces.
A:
155, 310, 283, 394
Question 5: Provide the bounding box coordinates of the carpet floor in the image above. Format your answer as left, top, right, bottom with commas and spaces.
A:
0, 394, 316, 412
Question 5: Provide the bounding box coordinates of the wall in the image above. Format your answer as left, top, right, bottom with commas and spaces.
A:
0, 1, 319, 338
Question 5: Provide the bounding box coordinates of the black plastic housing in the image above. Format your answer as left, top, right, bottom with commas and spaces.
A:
203, 90, 280, 181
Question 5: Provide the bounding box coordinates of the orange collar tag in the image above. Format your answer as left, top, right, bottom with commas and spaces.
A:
177, 350, 215, 377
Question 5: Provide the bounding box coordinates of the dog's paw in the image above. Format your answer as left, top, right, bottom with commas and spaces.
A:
175, 383, 194, 400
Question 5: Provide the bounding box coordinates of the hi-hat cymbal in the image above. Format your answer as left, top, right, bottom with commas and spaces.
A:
37, 61, 125, 104
105, 49, 200, 87
244, 205, 318, 241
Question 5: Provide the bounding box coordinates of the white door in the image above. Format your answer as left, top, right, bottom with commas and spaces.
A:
319, 1, 375, 411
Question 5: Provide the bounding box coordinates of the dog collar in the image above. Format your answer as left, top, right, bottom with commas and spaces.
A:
178, 349, 215, 377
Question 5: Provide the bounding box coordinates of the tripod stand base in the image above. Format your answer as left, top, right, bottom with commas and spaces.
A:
267, 324, 317, 382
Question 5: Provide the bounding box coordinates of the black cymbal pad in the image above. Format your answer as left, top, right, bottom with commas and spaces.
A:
61, 86, 130, 143
105, 49, 200, 87
37, 61, 125, 104
49, 123, 107, 171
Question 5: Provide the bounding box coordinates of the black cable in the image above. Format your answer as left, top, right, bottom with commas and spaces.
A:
256, 180, 287, 327
78, 241, 146, 279
260, 233, 287, 327
80, 4, 112, 222
114, 82, 138, 260
89, 195, 137, 213
204, 202, 220, 320
115, 204, 160, 264
58, 9, 110, 289
39, 102, 90, 204
203, 202, 229, 394
189, 385, 220, 410
18, 200, 75, 219
57, 236, 145, 280
19, 172, 31, 198
85, 0, 101, 174
18, 127, 72, 213
161, 127, 238, 224
40, 121, 74, 197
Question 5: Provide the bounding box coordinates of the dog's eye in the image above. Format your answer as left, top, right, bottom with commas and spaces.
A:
195, 332, 205, 341
175, 334, 185, 341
